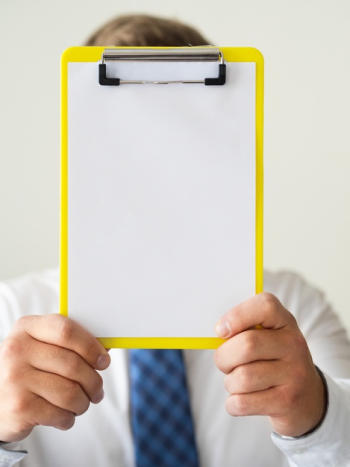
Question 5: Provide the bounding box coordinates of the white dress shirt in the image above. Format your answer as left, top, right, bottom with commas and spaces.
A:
0, 268, 350, 467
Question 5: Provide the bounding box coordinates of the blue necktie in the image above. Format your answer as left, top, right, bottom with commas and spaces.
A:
129, 349, 200, 467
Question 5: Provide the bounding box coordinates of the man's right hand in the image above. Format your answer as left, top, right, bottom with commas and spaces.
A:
0, 314, 110, 443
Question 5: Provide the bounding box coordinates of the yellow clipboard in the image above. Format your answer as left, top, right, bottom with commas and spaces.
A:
60, 46, 264, 349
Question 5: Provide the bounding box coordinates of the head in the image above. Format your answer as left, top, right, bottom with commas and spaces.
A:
84, 14, 210, 48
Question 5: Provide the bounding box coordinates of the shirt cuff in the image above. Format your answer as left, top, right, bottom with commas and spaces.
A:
271, 372, 350, 466
0, 443, 27, 467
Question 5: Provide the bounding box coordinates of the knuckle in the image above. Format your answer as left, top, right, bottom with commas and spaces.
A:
241, 332, 256, 357
10, 419, 33, 437
10, 393, 32, 416
225, 396, 235, 416
213, 348, 220, 365
293, 332, 308, 353
3, 369, 19, 387
1, 363, 24, 388
62, 380, 81, 406
0, 336, 23, 361
214, 348, 222, 369
224, 374, 234, 394
76, 398, 90, 416
225, 394, 248, 416
14, 315, 30, 331
56, 412, 76, 431
281, 329, 295, 348
61, 380, 90, 416
287, 312, 298, 326
62, 351, 80, 376
281, 384, 301, 408
224, 366, 251, 394
84, 343, 102, 367
214, 348, 229, 374
284, 330, 309, 362
233, 394, 248, 415
260, 292, 279, 315
91, 372, 103, 396
286, 388, 299, 407
237, 365, 251, 391
58, 318, 75, 343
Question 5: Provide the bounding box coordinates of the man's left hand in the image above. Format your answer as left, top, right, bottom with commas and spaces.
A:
214, 292, 326, 437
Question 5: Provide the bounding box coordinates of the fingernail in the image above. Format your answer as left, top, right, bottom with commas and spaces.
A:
97, 354, 110, 370
93, 389, 105, 404
215, 319, 231, 338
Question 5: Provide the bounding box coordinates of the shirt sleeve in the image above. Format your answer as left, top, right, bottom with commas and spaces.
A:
0, 443, 27, 467
0, 270, 59, 465
0, 268, 60, 342
271, 373, 350, 466
265, 271, 350, 466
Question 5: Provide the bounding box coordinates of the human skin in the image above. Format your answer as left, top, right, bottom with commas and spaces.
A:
214, 292, 326, 437
0, 293, 326, 443
0, 314, 110, 443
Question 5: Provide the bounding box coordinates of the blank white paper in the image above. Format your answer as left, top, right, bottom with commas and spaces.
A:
67, 59, 256, 338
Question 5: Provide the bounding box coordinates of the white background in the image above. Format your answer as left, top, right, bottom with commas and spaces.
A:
0, 0, 349, 334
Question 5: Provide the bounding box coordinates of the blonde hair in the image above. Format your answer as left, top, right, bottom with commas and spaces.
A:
85, 14, 209, 47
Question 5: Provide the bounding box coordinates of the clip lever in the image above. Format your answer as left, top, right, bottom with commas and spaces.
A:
98, 48, 226, 86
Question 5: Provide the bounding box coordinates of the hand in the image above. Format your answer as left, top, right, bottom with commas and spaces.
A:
0, 314, 110, 443
214, 292, 326, 437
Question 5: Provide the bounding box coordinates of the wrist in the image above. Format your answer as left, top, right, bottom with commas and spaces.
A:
271, 365, 328, 438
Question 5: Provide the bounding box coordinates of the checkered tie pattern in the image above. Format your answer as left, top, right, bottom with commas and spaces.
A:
129, 349, 200, 467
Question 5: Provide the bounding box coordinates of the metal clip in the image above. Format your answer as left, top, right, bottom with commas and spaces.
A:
98, 48, 226, 86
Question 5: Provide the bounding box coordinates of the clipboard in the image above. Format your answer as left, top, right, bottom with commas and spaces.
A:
60, 46, 264, 349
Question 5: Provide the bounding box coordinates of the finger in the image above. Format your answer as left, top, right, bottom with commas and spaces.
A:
26, 369, 91, 416
223, 360, 287, 395
225, 385, 287, 417
26, 340, 104, 403
215, 292, 296, 339
14, 314, 110, 370
31, 396, 76, 431
215, 328, 290, 374
7, 392, 76, 436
